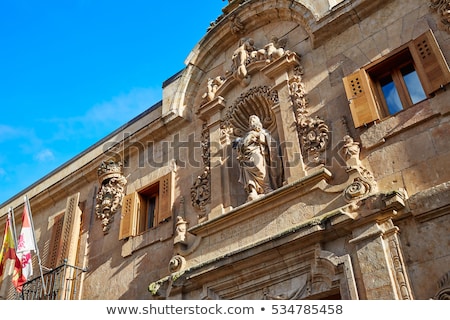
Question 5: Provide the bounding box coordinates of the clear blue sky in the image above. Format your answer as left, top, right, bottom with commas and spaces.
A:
0, 1, 225, 205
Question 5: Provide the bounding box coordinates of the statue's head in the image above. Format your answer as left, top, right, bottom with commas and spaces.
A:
249, 115, 262, 131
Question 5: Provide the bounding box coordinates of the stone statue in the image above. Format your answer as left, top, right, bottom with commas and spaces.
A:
174, 216, 188, 244
231, 38, 255, 86
233, 115, 283, 202
342, 135, 361, 167
202, 76, 225, 102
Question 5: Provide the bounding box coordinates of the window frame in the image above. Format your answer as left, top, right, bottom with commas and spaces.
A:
119, 172, 173, 240
369, 48, 426, 117
343, 29, 450, 128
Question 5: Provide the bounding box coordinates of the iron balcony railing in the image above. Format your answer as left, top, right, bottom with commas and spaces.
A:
19, 260, 87, 300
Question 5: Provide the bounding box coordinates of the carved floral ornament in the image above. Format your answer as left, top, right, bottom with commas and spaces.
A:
95, 159, 127, 234
288, 65, 331, 166
430, 0, 450, 32
190, 123, 211, 217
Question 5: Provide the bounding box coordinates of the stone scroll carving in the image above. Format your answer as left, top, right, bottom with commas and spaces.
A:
430, 0, 450, 32
95, 160, 127, 234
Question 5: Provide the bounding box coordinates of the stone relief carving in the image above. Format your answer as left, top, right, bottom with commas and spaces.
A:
221, 86, 278, 138
388, 236, 412, 300
233, 115, 283, 202
199, 37, 290, 104
433, 271, 450, 299
229, 14, 245, 35
263, 275, 311, 300
430, 0, 450, 32
95, 160, 127, 234
256, 36, 287, 64
339, 135, 377, 203
289, 66, 330, 165
191, 123, 211, 217
201, 76, 225, 103
230, 37, 256, 86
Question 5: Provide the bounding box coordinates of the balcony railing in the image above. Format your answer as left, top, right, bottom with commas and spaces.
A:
19, 260, 87, 300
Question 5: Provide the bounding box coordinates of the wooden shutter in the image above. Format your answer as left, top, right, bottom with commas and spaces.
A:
410, 29, 450, 95
157, 172, 173, 224
343, 69, 381, 128
119, 192, 138, 240
46, 212, 65, 268
58, 193, 82, 266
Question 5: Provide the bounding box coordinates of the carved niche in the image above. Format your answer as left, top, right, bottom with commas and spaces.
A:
95, 159, 127, 234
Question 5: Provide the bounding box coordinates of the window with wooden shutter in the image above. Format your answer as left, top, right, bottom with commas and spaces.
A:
343, 29, 450, 128
343, 69, 380, 128
119, 171, 174, 240
119, 192, 138, 240
46, 193, 82, 268
157, 172, 173, 223
410, 29, 450, 95
46, 212, 64, 269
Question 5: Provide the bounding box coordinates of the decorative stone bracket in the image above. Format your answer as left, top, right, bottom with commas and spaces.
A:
95, 159, 127, 234
430, 0, 450, 32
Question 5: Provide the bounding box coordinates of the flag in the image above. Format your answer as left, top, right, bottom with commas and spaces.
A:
0, 213, 26, 292
17, 203, 36, 283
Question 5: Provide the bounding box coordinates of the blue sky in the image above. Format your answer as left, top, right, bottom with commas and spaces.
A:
0, 1, 225, 205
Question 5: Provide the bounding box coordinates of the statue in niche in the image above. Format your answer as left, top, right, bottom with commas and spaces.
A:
233, 115, 283, 202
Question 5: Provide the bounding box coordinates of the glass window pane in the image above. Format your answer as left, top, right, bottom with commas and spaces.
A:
147, 196, 157, 229
380, 75, 403, 114
401, 65, 426, 104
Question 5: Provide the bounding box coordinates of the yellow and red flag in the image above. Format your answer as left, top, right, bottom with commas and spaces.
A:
0, 213, 26, 292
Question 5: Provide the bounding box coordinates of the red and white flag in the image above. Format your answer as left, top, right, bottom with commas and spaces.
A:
16, 203, 36, 282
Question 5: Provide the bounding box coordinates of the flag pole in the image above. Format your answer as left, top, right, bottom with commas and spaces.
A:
24, 195, 47, 296
8, 208, 18, 250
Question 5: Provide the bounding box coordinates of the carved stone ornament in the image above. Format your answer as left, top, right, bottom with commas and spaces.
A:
168, 255, 186, 274
199, 37, 289, 104
430, 0, 450, 32
433, 271, 450, 299
340, 136, 376, 203
191, 167, 211, 217
191, 123, 211, 217
289, 66, 330, 166
95, 160, 127, 234
229, 14, 245, 35
221, 86, 278, 138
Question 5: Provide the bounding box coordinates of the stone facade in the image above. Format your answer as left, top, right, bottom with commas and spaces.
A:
1, 0, 450, 300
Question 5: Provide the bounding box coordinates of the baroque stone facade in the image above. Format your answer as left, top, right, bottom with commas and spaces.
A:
1, 0, 450, 300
